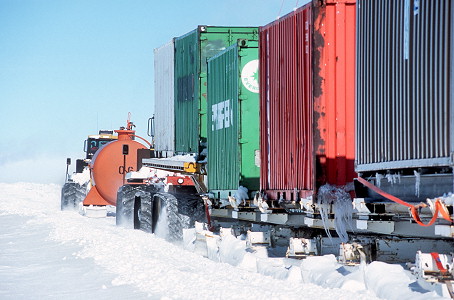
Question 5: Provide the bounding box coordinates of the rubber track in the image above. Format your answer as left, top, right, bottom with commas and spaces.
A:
61, 182, 87, 211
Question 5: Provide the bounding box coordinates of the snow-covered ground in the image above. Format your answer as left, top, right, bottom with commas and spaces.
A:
0, 183, 448, 299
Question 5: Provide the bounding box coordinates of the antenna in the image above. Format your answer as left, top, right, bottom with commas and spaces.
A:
277, 0, 285, 19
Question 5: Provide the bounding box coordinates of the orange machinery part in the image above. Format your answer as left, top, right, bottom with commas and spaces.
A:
83, 128, 146, 206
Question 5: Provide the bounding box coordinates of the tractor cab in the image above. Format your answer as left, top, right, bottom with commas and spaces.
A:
72, 130, 118, 173
85, 130, 117, 159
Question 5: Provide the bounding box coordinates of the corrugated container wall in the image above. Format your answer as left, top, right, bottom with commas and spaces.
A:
356, 0, 454, 172
259, 1, 356, 201
207, 40, 260, 198
174, 26, 259, 154
154, 40, 175, 157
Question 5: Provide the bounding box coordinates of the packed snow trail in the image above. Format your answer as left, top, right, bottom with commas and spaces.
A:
0, 183, 445, 299
0, 214, 149, 300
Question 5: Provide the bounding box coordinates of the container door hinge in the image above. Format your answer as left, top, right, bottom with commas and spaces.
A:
239, 138, 248, 144
239, 94, 248, 101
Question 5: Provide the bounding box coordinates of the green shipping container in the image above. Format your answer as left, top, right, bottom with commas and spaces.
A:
174, 26, 259, 154
207, 40, 260, 198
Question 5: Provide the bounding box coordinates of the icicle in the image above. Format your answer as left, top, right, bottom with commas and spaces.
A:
333, 193, 354, 243
375, 173, 384, 188
385, 174, 393, 184
396, 173, 401, 184
385, 173, 400, 185
317, 185, 333, 240
414, 170, 421, 198
317, 184, 354, 243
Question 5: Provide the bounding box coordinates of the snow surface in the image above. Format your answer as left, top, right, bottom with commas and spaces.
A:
70, 167, 90, 186
0, 183, 448, 299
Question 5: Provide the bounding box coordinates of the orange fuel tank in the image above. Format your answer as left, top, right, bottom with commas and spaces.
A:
83, 125, 147, 206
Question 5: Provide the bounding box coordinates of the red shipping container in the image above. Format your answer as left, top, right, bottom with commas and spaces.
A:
259, 0, 356, 201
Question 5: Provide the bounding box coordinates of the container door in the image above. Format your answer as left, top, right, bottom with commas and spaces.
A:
207, 46, 240, 194
154, 40, 175, 156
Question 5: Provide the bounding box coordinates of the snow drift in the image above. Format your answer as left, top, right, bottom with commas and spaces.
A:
0, 183, 447, 299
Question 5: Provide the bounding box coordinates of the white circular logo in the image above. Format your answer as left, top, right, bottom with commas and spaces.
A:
241, 59, 259, 93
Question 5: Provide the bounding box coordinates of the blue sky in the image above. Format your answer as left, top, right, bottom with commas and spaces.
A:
0, 0, 307, 184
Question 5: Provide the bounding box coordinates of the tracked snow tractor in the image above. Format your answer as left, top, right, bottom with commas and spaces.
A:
115, 156, 207, 240
61, 130, 117, 211
61, 116, 152, 217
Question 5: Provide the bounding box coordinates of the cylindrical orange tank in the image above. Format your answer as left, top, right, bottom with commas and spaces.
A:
83, 127, 146, 206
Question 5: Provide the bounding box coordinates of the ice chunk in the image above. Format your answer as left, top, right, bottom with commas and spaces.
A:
229, 186, 249, 208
